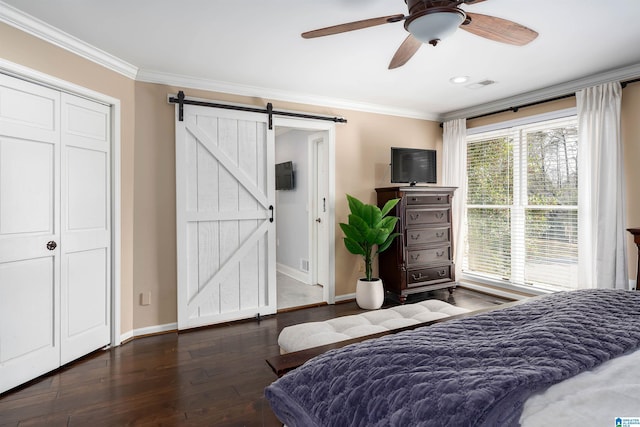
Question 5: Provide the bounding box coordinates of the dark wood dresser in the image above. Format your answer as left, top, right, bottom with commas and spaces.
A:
376, 186, 457, 303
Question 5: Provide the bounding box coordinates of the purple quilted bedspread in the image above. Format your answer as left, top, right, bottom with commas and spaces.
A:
265, 289, 640, 426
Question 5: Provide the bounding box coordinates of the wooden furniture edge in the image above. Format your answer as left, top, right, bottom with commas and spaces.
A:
266, 297, 533, 377
627, 228, 640, 290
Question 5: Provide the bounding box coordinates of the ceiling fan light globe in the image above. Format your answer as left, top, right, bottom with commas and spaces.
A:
405, 8, 466, 45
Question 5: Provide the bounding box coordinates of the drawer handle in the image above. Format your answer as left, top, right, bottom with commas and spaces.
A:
436, 231, 445, 238
411, 197, 418, 202
438, 270, 447, 277
410, 213, 420, 221
436, 250, 445, 257
435, 212, 444, 219
437, 197, 442, 201
410, 253, 421, 261
411, 273, 423, 281
410, 234, 420, 240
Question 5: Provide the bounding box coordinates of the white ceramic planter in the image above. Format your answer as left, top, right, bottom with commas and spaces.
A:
355, 278, 385, 310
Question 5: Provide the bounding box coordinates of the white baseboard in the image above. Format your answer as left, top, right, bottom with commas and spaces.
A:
334, 292, 355, 303
119, 330, 134, 344
132, 322, 178, 338
277, 262, 311, 284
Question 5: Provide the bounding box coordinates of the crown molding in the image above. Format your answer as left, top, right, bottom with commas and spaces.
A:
440, 63, 640, 122
7, 0, 639, 124
0, 1, 138, 79
0, 0, 435, 121
137, 68, 439, 122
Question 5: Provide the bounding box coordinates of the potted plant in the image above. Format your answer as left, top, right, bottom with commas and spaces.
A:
340, 194, 401, 309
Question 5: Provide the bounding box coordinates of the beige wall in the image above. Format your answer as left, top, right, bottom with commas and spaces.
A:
133, 82, 441, 328
0, 19, 441, 331
133, 82, 177, 328
333, 109, 442, 297
468, 84, 640, 284
0, 22, 136, 335
4, 20, 639, 332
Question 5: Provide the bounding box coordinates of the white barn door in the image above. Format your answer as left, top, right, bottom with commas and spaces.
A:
0, 74, 111, 393
176, 104, 277, 329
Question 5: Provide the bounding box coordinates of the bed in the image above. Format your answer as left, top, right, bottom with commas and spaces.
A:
265, 289, 640, 426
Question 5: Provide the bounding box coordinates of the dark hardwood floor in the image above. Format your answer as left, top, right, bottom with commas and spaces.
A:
0, 288, 510, 426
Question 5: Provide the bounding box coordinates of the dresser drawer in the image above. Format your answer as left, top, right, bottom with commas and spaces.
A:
406, 194, 450, 205
407, 265, 453, 286
406, 227, 450, 246
405, 208, 450, 226
406, 246, 451, 266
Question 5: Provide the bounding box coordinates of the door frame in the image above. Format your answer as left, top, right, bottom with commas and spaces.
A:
0, 58, 122, 346
308, 132, 329, 298
273, 117, 336, 304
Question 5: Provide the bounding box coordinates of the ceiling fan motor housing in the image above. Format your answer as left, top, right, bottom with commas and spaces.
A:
404, 2, 467, 45
404, 0, 459, 14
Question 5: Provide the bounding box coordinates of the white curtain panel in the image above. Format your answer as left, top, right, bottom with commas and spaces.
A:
442, 118, 467, 280
576, 82, 628, 289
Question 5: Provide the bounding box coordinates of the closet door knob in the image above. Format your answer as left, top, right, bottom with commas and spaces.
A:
46, 241, 57, 251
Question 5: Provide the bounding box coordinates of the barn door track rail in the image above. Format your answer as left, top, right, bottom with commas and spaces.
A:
170, 91, 347, 129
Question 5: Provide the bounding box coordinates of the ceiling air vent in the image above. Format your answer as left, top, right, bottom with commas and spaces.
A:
466, 79, 496, 89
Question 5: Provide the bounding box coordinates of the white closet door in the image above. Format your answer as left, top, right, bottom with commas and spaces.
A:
0, 75, 61, 393
60, 93, 111, 364
0, 75, 112, 394
176, 105, 277, 329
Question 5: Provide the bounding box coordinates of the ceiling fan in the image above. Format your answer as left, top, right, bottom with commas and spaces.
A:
302, 0, 538, 69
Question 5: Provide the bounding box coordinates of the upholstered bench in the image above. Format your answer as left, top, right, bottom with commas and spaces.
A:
278, 299, 470, 354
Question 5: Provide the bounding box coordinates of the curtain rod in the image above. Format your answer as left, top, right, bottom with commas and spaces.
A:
169, 91, 347, 129
459, 76, 640, 123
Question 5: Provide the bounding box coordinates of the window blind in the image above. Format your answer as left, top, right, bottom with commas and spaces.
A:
465, 116, 579, 291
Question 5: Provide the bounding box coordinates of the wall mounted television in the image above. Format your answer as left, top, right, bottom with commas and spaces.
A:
390, 147, 437, 186
275, 161, 295, 190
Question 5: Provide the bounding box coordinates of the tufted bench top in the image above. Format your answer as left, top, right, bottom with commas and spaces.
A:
278, 299, 470, 354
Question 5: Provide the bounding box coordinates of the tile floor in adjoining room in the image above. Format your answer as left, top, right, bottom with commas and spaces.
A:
277, 271, 323, 310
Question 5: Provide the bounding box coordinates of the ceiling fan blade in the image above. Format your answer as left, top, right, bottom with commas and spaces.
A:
302, 14, 405, 39
388, 34, 422, 69
462, 13, 538, 46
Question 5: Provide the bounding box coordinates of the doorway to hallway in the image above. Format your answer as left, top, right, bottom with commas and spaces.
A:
274, 123, 334, 310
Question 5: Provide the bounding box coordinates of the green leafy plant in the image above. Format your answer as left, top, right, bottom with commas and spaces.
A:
339, 194, 401, 281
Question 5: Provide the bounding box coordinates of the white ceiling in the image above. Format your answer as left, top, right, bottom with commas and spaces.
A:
3, 0, 640, 120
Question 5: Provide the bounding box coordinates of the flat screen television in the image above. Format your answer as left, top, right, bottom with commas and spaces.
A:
390, 147, 437, 185
275, 161, 295, 190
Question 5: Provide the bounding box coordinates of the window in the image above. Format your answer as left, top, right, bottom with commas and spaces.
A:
464, 114, 578, 291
